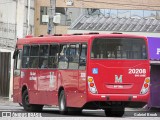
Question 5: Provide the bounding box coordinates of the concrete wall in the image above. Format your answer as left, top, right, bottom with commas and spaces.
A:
34, 0, 50, 36
0, 0, 35, 100
54, 26, 68, 34
16, 0, 25, 38
57, 0, 160, 10
17, 0, 35, 38
0, 0, 16, 49
0, 0, 35, 45
0, 0, 16, 23
0, 0, 17, 99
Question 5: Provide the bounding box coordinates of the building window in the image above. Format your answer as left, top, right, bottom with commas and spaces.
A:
40, 6, 48, 25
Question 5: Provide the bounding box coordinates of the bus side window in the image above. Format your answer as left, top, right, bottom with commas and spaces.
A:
39, 45, 49, 69
79, 44, 87, 70
68, 44, 79, 70
58, 44, 69, 69
48, 44, 59, 68
14, 49, 22, 69
22, 45, 30, 68
29, 45, 39, 68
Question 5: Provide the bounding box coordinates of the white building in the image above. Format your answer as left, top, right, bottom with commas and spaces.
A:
0, 0, 35, 99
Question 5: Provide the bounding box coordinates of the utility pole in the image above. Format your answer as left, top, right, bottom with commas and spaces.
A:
27, 0, 31, 35
48, 0, 56, 34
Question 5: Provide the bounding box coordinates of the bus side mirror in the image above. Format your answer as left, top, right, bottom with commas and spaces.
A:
13, 49, 19, 59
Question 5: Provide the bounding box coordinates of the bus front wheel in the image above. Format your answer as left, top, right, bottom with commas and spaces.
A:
22, 90, 43, 112
59, 90, 68, 114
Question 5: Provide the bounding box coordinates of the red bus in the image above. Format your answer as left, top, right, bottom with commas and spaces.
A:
13, 33, 150, 117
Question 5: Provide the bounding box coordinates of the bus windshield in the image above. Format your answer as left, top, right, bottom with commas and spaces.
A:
91, 38, 147, 60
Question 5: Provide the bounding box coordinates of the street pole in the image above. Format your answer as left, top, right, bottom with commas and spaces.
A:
48, 0, 56, 34
15, 0, 17, 41
27, 0, 31, 35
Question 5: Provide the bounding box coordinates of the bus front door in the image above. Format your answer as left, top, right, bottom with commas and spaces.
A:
13, 49, 22, 103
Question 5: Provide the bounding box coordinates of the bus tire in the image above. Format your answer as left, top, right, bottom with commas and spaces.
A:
22, 90, 43, 112
104, 106, 124, 117
59, 90, 68, 115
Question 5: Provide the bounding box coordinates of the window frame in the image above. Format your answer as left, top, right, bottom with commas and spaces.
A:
79, 43, 87, 70
39, 44, 49, 69
14, 49, 22, 70
58, 44, 69, 70
48, 43, 59, 69
90, 37, 148, 60
22, 45, 31, 69
29, 44, 40, 69
68, 43, 80, 70
40, 6, 49, 25
21, 42, 88, 70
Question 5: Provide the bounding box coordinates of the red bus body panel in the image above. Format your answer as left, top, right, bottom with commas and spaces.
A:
88, 60, 149, 94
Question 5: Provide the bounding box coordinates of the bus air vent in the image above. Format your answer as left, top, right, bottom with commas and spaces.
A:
84, 32, 99, 35
73, 33, 83, 35
53, 34, 62, 36
39, 35, 44, 37
111, 32, 123, 34
88, 32, 99, 34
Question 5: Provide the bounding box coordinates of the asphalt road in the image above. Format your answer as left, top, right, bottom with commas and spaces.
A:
0, 102, 160, 120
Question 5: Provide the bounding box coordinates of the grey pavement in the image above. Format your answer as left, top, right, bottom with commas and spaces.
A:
0, 97, 16, 106
0, 97, 160, 120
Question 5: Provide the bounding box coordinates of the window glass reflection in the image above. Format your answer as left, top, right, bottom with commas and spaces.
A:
144, 10, 156, 18
131, 10, 143, 18
53, 7, 160, 26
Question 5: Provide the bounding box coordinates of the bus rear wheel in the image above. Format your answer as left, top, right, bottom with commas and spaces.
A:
22, 90, 43, 112
59, 90, 68, 114
104, 106, 125, 117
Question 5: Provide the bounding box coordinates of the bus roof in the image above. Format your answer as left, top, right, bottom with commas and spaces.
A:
17, 33, 147, 45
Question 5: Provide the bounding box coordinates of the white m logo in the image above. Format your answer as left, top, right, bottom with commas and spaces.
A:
115, 75, 123, 83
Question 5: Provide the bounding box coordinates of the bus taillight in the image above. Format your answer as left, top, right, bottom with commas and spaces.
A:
145, 78, 150, 83
88, 76, 98, 94
140, 77, 150, 95
144, 83, 149, 88
90, 83, 94, 87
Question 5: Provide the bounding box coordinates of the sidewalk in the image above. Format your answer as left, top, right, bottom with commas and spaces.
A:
0, 97, 16, 106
